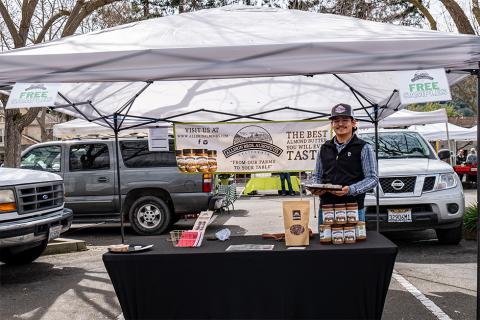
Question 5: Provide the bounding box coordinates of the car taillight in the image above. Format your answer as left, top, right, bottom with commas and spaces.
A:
203, 174, 212, 193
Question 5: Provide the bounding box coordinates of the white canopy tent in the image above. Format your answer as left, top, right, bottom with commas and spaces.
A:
409, 122, 476, 141
359, 109, 448, 129
2, 5, 480, 284
53, 118, 148, 138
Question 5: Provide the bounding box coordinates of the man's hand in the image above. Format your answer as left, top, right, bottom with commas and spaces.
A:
331, 186, 349, 197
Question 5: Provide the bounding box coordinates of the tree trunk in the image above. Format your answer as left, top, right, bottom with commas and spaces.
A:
4, 113, 22, 168
440, 0, 475, 34
37, 108, 48, 142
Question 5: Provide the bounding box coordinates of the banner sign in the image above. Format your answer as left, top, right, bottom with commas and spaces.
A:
174, 121, 331, 173
395, 68, 451, 104
6, 83, 60, 108
148, 127, 169, 151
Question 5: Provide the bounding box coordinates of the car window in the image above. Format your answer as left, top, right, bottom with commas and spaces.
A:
359, 132, 435, 159
120, 140, 176, 168
21, 145, 62, 172
69, 143, 110, 171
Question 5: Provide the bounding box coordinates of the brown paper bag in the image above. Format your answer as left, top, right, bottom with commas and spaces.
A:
283, 200, 310, 246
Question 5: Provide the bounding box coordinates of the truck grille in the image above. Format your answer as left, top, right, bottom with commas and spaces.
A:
366, 204, 433, 214
380, 177, 416, 193
15, 182, 64, 214
422, 176, 436, 192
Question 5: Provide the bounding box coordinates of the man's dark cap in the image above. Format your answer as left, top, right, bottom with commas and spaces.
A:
329, 103, 355, 120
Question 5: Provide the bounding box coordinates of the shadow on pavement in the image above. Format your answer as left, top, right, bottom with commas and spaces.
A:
383, 288, 476, 320
0, 262, 119, 319
381, 230, 477, 264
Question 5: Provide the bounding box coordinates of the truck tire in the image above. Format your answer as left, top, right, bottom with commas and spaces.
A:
435, 224, 463, 245
0, 240, 48, 265
129, 196, 172, 235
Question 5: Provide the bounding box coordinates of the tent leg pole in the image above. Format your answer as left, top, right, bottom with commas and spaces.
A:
476, 65, 480, 320
114, 114, 125, 244
374, 105, 380, 233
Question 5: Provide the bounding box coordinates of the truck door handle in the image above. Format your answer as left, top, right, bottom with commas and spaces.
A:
97, 177, 109, 183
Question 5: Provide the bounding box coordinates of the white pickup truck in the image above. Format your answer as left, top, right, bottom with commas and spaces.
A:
359, 130, 464, 244
0, 168, 73, 265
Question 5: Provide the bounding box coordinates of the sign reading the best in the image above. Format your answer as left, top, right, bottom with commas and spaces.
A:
174, 121, 331, 173
395, 68, 452, 104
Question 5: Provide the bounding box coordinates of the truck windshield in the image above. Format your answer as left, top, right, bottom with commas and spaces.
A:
359, 132, 434, 159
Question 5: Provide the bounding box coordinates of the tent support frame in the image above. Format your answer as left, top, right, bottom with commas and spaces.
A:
476, 64, 480, 320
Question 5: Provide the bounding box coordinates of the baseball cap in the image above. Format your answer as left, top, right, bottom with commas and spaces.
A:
329, 103, 355, 120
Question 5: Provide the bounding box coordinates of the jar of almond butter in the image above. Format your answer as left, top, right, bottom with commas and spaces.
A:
176, 150, 187, 173
196, 149, 209, 173
346, 202, 359, 223
319, 225, 332, 243
183, 149, 197, 173
356, 222, 367, 241
344, 225, 356, 244
321, 204, 335, 225
331, 226, 344, 245
207, 150, 217, 173
334, 204, 347, 224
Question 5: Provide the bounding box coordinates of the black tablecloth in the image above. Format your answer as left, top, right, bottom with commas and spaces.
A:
103, 232, 397, 320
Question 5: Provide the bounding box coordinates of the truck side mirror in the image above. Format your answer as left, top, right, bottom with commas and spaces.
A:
437, 149, 451, 160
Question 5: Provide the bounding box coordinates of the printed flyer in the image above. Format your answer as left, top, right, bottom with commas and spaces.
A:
174, 121, 331, 173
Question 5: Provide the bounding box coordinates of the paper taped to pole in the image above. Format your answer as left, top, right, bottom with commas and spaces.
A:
174, 121, 331, 173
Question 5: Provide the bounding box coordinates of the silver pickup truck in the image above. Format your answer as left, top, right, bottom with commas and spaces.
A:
21, 138, 223, 235
359, 130, 464, 244
0, 168, 73, 265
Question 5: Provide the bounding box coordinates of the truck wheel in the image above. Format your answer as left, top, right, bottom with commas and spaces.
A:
435, 224, 463, 245
128, 196, 172, 235
0, 240, 48, 265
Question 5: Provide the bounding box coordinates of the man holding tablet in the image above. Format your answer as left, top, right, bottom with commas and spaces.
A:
311, 103, 378, 224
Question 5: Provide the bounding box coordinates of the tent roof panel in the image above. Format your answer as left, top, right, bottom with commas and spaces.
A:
0, 5, 479, 83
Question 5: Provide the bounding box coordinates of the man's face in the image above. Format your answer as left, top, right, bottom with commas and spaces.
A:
331, 116, 356, 136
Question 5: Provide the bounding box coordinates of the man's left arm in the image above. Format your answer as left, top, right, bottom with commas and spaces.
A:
348, 144, 378, 196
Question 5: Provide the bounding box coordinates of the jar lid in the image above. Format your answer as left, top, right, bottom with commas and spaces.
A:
208, 150, 217, 156
176, 150, 183, 156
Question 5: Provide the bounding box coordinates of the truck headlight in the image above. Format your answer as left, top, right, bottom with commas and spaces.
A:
0, 189, 16, 212
435, 173, 457, 191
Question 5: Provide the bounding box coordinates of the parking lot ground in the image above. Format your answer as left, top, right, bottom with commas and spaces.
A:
1, 190, 477, 320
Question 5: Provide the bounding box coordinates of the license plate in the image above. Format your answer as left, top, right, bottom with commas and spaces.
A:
471, 167, 477, 172
387, 209, 412, 223
48, 225, 62, 240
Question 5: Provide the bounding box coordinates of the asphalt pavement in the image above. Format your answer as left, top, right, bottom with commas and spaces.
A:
0, 189, 477, 320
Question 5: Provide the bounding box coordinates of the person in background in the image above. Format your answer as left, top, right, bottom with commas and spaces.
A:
466, 148, 477, 164
456, 149, 466, 164
279, 172, 294, 196
311, 103, 378, 225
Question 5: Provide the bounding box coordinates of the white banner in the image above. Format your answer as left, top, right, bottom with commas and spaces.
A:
6, 83, 60, 108
148, 127, 169, 151
174, 121, 331, 173
395, 68, 451, 104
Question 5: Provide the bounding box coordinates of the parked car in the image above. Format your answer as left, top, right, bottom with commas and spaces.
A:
358, 130, 464, 244
21, 138, 224, 235
0, 168, 73, 265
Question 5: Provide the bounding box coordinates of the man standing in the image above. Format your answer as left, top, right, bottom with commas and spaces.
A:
312, 103, 378, 223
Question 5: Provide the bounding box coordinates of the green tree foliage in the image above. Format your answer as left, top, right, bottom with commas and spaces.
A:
407, 102, 461, 117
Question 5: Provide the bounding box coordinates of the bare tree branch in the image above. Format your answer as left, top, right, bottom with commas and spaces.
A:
473, 0, 480, 27
440, 0, 475, 34
18, 0, 39, 45
62, 0, 121, 37
0, 1, 22, 47
62, 0, 85, 36
407, 0, 437, 30
35, 9, 69, 43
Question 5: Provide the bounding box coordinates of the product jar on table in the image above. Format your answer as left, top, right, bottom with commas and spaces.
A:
322, 204, 335, 225
334, 205, 347, 224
